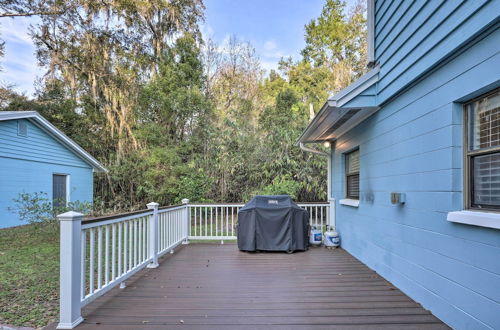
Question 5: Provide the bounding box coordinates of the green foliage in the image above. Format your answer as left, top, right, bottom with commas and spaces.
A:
178, 169, 214, 203
257, 176, 301, 200
0, 0, 366, 214
301, 0, 367, 92
9, 192, 92, 225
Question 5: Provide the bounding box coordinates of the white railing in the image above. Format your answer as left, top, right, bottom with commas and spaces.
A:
187, 202, 330, 241
299, 203, 330, 230
56, 202, 189, 329
188, 203, 243, 240
81, 210, 151, 306
158, 205, 188, 254
57, 200, 329, 329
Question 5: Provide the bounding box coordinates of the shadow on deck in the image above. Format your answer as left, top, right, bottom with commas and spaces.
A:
46, 244, 449, 330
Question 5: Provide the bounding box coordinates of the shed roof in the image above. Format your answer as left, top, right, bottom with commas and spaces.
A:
0, 111, 107, 172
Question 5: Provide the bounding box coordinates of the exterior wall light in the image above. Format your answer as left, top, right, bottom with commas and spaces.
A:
323, 141, 331, 148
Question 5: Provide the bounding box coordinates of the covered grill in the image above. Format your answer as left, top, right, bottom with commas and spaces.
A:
237, 195, 309, 252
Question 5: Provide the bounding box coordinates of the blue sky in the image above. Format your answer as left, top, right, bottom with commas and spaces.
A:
0, 0, 354, 97
202, 0, 326, 71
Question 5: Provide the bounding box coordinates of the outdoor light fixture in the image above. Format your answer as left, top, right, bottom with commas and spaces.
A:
323, 141, 331, 148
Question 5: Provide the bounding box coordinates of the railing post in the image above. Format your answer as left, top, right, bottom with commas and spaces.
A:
329, 198, 336, 230
182, 198, 190, 244
146, 202, 159, 268
57, 211, 84, 329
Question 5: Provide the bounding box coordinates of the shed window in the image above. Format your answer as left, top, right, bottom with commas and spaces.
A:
345, 149, 360, 199
53, 174, 68, 208
466, 88, 500, 209
17, 120, 27, 137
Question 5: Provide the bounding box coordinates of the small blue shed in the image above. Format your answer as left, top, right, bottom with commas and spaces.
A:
299, 1, 500, 329
0, 111, 107, 228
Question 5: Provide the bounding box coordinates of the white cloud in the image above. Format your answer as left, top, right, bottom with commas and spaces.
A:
260, 59, 279, 73
263, 40, 277, 51
0, 17, 43, 96
261, 39, 290, 59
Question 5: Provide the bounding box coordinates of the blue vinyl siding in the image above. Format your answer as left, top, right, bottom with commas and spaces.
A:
331, 24, 500, 330
374, 0, 500, 104
0, 119, 93, 228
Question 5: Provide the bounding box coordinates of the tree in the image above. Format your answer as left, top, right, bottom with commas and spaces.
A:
301, 0, 367, 94
28, 0, 204, 159
1, 0, 368, 209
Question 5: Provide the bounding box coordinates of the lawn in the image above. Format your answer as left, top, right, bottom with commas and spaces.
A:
0, 223, 232, 328
0, 224, 60, 328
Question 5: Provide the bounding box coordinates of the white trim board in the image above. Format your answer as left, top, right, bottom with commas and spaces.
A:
339, 199, 360, 208
447, 210, 500, 230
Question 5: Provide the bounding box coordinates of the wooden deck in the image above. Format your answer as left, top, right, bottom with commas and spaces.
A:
46, 244, 449, 330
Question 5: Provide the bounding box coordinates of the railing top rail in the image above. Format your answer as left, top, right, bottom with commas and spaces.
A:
297, 202, 330, 205
80, 201, 328, 228
188, 202, 329, 206
188, 203, 245, 206
158, 204, 185, 213
82, 211, 153, 229
83, 208, 152, 225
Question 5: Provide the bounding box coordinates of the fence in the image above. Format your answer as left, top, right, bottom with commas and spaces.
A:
187, 202, 330, 241
56, 200, 329, 329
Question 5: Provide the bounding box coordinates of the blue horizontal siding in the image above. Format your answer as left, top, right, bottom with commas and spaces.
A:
332, 25, 500, 329
0, 119, 91, 168
0, 119, 93, 228
374, 0, 499, 104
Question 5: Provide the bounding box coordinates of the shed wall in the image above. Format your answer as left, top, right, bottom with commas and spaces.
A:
0, 119, 93, 228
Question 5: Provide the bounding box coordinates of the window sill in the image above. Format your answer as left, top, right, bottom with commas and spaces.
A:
339, 199, 359, 208
447, 210, 500, 230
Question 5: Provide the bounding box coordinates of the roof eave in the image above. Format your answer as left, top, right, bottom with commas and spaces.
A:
298, 66, 380, 145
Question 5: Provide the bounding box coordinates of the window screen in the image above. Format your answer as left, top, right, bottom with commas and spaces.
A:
466, 89, 500, 209
345, 149, 360, 199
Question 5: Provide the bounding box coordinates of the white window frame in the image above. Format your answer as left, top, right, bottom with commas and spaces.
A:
447, 88, 500, 230
339, 147, 361, 207
464, 88, 500, 211
53, 173, 70, 207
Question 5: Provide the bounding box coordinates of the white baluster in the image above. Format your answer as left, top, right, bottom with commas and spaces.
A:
111, 224, 116, 280
105, 225, 110, 285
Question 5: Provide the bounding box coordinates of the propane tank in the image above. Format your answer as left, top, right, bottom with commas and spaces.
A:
309, 226, 322, 246
323, 226, 340, 248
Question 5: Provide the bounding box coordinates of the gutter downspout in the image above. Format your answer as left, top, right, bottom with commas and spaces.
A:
299, 142, 336, 230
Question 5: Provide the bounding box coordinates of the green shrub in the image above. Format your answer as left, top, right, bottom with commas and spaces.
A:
9, 192, 92, 225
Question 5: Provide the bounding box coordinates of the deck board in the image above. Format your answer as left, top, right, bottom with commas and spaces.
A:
45, 244, 449, 330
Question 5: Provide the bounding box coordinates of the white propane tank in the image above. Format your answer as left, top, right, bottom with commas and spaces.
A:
309, 226, 322, 246
323, 226, 340, 248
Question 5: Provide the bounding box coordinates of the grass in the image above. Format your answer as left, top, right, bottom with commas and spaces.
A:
0, 223, 60, 328
0, 222, 231, 328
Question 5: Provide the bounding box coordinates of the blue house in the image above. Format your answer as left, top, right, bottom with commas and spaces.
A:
299, 1, 500, 329
0, 111, 107, 228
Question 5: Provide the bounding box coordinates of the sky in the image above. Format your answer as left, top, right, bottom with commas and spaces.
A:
0, 0, 354, 97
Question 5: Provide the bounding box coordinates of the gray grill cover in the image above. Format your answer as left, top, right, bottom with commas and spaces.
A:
237, 195, 309, 252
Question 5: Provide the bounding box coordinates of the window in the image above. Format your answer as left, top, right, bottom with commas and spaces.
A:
345, 149, 360, 199
53, 174, 68, 208
465, 88, 500, 210
17, 120, 27, 137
